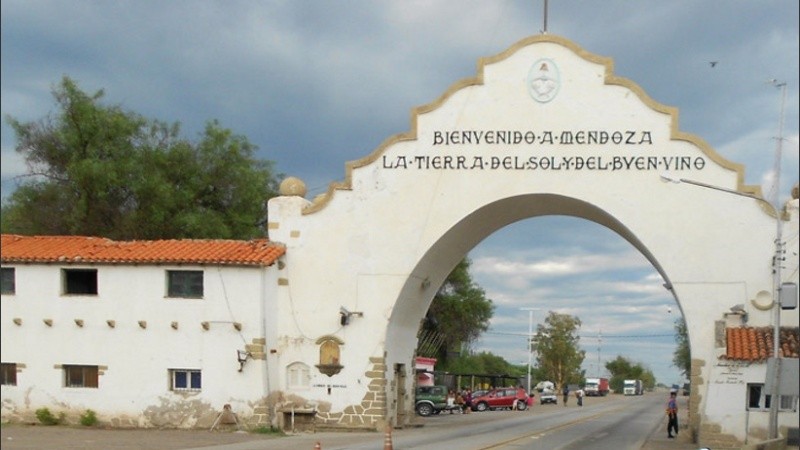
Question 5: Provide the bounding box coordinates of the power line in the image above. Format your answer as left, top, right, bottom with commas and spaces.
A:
485, 331, 674, 339
584, 334, 675, 339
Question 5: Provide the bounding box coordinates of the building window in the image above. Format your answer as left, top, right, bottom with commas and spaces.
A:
287, 362, 310, 389
780, 394, 798, 412
1, 363, 17, 386
170, 369, 202, 391
64, 365, 98, 388
747, 383, 798, 412
167, 271, 203, 298
1, 268, 16, 295
62, 269, 98, 295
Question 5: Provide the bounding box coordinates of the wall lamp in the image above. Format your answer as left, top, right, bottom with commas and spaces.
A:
659, 172, 765, 202
237, 350, 251, 372
339, 306, 364, 326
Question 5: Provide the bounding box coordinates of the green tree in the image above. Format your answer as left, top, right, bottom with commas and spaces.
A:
444, 351, 523, 376
605, 355, 657, 392
672, 317, 691, 378
605, 355, 634, 394
2, 76, 280, 239
418, 258, 495, 365
534, 311, 585, 389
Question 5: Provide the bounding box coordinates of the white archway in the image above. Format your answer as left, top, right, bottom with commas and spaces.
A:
267, 35, 798, 444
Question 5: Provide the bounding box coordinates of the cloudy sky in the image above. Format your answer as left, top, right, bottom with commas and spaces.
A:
2, 1, 798, 385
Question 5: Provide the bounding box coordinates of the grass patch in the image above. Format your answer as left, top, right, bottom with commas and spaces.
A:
251, 425, 284, 435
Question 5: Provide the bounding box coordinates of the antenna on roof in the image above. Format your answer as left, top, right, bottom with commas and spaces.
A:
542, 0, 549, 34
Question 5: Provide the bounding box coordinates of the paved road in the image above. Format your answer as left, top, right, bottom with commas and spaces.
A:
1, 393, 694, 450
488, 394, 663, 450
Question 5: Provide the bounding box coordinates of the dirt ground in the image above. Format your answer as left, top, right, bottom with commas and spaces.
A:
0, 424, 281, 450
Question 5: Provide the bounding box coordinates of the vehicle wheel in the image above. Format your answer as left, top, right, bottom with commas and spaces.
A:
416, 403, 434, 417
516, 400, 528, 411
475, 402, 489, 412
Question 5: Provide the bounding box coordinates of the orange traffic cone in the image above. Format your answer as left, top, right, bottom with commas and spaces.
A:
383, 424, 393, 450
313, 442, 321, 450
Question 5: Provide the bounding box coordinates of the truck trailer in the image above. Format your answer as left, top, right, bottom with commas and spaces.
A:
623, 379, 643, 395
584, 377, 609, 396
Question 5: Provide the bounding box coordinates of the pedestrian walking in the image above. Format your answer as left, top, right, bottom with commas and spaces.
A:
562, 385, 569, 406
666, 391, 679, 438
576, 387, 584, 407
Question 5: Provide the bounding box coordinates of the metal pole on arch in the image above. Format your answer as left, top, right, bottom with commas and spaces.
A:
542, 0, 549, 34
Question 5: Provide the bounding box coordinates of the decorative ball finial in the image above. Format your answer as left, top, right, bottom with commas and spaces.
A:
279, 177, 307, 198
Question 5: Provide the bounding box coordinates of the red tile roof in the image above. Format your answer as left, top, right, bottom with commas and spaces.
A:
0, 234, 285, 267
723, 326, 800, 362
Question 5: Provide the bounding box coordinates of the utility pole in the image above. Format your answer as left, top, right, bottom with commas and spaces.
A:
767, 79, 787, 440
520, 307, 541, 394
598, 329, 602, 376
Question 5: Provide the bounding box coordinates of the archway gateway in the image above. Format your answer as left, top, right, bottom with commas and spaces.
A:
267, 35, 798, 444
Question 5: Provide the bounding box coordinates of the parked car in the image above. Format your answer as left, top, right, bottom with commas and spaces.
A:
471, 387, 529, 412
471, 389, 489, 398
414, 385, 449, 416
539, 391, 558, 404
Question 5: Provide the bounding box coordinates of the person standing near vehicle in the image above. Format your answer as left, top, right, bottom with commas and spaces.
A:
446, 390, 456, 413
562, 385, 569, 406
463, 389, 472, 414
666, 391, 679, 438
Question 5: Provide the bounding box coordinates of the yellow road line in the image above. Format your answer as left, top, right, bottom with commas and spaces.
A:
479, 403, 630, 450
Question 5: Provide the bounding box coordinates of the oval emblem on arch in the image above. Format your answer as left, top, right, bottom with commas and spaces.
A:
528, 58, 560, 103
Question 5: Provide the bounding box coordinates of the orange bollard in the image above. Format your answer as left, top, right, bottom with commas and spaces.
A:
383, 424, 393, 450
313, 441, 321, 450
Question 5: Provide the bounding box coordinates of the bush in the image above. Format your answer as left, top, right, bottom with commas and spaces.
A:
80, 409, 98, 426
35, 408, 64, 426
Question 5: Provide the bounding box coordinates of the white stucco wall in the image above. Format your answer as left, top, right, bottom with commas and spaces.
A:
1, 263, 277, 427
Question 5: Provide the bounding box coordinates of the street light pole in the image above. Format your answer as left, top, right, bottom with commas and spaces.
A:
520, 307, 541, 394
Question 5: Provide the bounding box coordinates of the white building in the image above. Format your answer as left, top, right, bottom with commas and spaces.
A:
1, 235, 286, 428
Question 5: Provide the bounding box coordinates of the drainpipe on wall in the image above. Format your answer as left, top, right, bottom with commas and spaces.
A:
260, 265, 271, 410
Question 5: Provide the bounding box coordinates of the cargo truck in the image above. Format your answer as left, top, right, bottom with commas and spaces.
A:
535, 380, 558, 404
584, 377, 609, 396
623, 379, 643, 395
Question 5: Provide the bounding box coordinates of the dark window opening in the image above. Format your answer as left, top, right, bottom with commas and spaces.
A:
64, 365, 98, 388
1, 268, 15, 295
167, 270, 203, 298
1, 363, 17, 385
63, 269, 98, 295
170, 369, 202, 390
